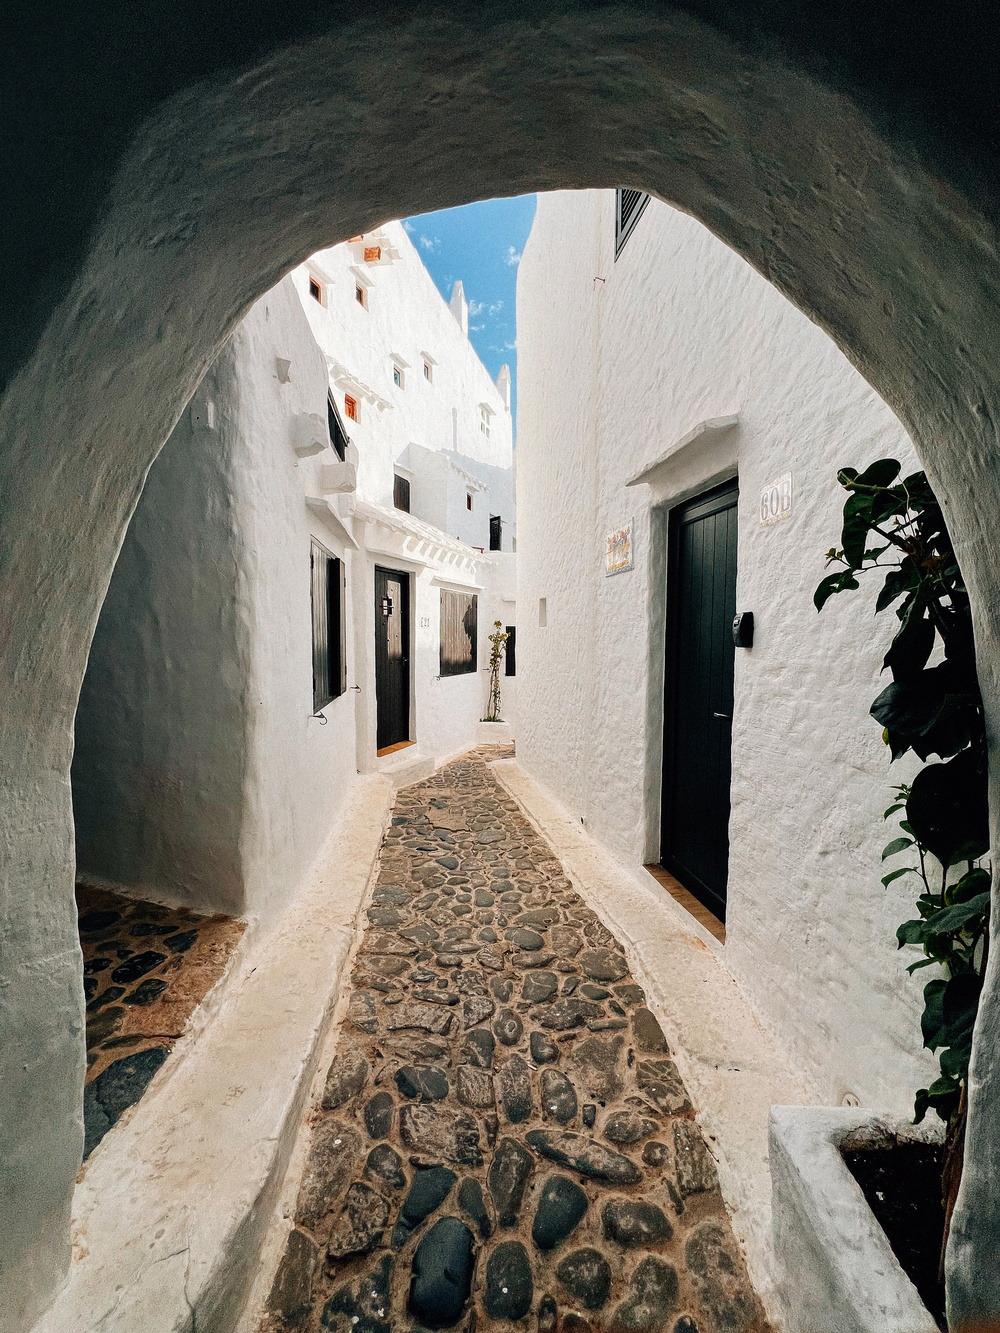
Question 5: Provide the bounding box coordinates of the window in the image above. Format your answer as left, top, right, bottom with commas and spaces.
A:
394, 473, 411, 512
538, 597, 547, 627
466, 491, 474, 512
489, 515, 502, 551
393, 365, 402, 388
327, 393, 347, 460
423, 362, 432, 381
479, 406, 491, 439
355, 285, 366, 307
308, 276, 323, 303
364, 246, 382, 263
311, 540, 346, 711
615, 188, 651, 260
440, 590, 478, 677
344, 394, 358, 422
505, 626, 516, 677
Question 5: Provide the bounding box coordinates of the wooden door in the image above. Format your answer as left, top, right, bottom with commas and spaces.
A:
661, 480, 739, 921
375, 568, 410, 752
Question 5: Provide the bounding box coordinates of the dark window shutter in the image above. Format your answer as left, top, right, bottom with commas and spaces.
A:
505, 625, 516, 676
330, 555, 347, 698
311, 540, 333, 711
394, 474, 411, 512
439, 590, 478, 676
328, 394, 347, 460
489, 515, 502, 550
615, 189, 650, 260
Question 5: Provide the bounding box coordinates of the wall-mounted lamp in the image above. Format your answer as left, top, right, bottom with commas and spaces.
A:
732, 612, 754, 648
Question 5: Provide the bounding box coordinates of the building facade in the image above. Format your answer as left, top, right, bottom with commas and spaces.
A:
515, 189, 934, 1116
72, 223, 516, 924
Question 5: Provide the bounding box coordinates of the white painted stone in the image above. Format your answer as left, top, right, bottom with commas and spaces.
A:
769, 1106, 944, 1333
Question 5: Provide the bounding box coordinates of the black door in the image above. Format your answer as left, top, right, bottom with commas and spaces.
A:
375, 568, 410, 751
661, 480, 739, 920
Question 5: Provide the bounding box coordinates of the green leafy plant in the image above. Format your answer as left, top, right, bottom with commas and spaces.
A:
816, 459, 991, 1246
482, 621, 509, 723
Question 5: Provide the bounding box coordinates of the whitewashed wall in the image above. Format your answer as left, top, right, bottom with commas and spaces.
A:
516, 190, 935, 1112
293, 222, 516, 749
73, 279, 359, 923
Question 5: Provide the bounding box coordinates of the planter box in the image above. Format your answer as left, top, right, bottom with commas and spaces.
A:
476, 720, 513, 745
769, 1105, 945, 1333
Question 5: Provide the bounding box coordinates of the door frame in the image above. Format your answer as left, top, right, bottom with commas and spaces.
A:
659, 476, 739, 920
374, 565, 412, 754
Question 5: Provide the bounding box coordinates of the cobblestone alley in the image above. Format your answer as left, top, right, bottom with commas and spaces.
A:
262, 750, 768, 1333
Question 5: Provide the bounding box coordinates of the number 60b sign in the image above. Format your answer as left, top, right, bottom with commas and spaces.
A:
760, 472, 792, 527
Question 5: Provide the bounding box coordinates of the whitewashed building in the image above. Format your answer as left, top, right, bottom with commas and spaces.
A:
72, 223, 516, 922
515, 189, 932, 1118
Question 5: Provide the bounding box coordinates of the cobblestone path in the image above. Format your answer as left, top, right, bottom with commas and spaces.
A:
263, 751, 768, 1333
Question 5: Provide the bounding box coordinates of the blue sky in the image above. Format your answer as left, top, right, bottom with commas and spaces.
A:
403, 195, 537, 434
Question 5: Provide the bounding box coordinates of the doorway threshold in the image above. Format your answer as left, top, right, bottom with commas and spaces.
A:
644, 863, 726, 943
377, 739, 415, 757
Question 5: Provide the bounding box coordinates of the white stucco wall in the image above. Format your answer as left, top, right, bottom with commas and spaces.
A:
74, 278, 359, 922
293, 222, 517, 753
516, 190, 935, 1113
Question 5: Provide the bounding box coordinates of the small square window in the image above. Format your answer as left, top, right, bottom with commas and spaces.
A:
356, 285, 366, 307
364, 246, 382, 263
394, 474, 411, 512
344, 394, 358, 422
393, 366, 402, 388
309, 276, 323, 303
466, 491, 474, 512
424, 362, 432, 381
479, 405, 491, 439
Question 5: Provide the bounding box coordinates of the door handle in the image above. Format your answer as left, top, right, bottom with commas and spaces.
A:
713, 712, 731, 720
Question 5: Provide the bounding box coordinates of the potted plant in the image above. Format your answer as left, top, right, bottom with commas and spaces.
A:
477, 621, 513, 745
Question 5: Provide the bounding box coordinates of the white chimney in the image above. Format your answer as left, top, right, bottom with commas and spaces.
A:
496, 364, 511, 412
450, 280, 469, 336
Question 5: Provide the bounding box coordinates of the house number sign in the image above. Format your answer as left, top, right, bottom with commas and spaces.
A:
760, 472, 793, 526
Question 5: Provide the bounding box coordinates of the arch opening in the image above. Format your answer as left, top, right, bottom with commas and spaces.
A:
5, 8, 1000, 1328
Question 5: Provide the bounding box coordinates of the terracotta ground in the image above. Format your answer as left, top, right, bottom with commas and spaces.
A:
262, 749, 769, 1332
77, 882, 245, 1157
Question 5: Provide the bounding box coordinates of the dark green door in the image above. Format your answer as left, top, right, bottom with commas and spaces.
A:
661, 480, 739, 920
375, 567, 410, 751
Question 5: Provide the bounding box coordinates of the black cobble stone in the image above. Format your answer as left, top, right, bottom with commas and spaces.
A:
395, 1065, 450, 1101
607, 1255, 679, 1330
488, 1136, 533, 1226
498, 1054, 533, 1123
408, 1217, 475, 1328
540, 1068, 578, 1124
83, 957, 112, 974
124, 977, 169, 1005
110, 951, 166, 984
458, 1176, 493, 1238
83, 1046, 169, 1157
484, 1240, 533, 1321
602, 1199, 673, 1248
462, 1028, 495, 1069
365, 1091, 395, 1139
164, 930, 198, 953
493, 1009, 523, 1046
531, 1175, 588, 1250
556, 1248, 612, 1310
392, 1166, 458, 1248
521, 971, 559, 1003
365, 1144, 407, 1190
530, 1031, 559, 1064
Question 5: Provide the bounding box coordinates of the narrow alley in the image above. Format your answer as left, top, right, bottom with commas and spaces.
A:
262, 749, 767, 1333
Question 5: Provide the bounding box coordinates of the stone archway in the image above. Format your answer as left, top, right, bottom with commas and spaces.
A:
3, 5, 1000, 1327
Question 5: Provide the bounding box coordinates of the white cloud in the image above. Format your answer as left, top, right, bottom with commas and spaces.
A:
419, 234, 440, 251
403, 220, 415, 233
468, 299, 485, 317
488, 300, 504, 315
470, 323, 485, 332
505, 341, 517, 350
505, 246, 522, 266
